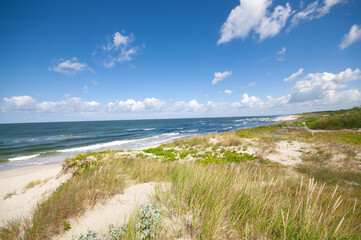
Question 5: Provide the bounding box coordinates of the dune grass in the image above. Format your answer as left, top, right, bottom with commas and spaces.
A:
114, 156, 361, 239
0, 154, 127, 240
1, 150, 360, 239
1, 108, 361, 239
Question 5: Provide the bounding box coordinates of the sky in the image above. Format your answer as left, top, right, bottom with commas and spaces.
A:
0, 0, 361, 123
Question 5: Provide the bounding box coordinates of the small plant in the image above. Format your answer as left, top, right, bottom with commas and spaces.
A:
108, 224, 126, 239
3, 191, 16, 200
62, 219, 71, 231
136, 203, 162, 239
136, 153, 146, 158
73, 230, 101, 240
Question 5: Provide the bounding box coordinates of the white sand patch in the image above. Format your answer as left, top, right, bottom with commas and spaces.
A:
56, 182, 158, 240
275, 115, 298, 121
0, 164, 69, 227
209, 137, 220, 145
266, 141, 309, 166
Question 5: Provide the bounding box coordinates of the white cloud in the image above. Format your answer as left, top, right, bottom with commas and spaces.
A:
232, 93, 264, 108
172, 100, 204, 112
339, 24, 361, 50
212, 71, 232, 84
113, 32, 130, 48
3, 67, 360, 118
277, 46, 287, 61
265, 94, 291, 107
49, 57, 92, 75
99, 32, 143, 68
290, 68, 361, 102
291, 0, 343, 28
218, 0, 291, 44
284, 68, 304, 82
257, 3, 292, 41
224, 90, 233, 94
83, 85, 88, 94
2, 96, 37, 112
248, 81, 256, 87
2, 96, 100, 113
106, 98, 165, 112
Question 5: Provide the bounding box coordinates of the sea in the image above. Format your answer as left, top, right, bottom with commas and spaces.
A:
0, 116, 281, 171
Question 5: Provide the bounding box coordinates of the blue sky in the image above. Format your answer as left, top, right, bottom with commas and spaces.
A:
1, 0, 361, 123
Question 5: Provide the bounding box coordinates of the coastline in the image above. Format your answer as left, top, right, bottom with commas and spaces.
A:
0, 114, 299, 228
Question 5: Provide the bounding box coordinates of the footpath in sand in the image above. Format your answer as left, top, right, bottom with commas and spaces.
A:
55, 182, 157, 239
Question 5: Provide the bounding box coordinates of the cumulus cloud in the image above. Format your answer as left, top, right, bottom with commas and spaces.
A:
290, 68, 361, 102
291, 0, 343, 28
172, 100, 204, 112
48, 57, 92, 75
284, 68, 304, 82
224, 90, 233, 94
98, 31, 143, 68
2, 96, 100, 113
106, 98, 165, 112
339, 24, 361, 50
212, 71, 232, 84
2, 96, 37, 112
3, 68, 360, 117
218, 0, 291, 44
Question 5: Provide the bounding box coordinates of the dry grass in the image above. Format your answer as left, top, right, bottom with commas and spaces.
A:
117, 157, 361, 239
2, 111, 361, 239
0, 156, 127, 240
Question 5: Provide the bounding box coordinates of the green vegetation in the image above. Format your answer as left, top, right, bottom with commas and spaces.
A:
3, 191, 16, 200
144, 147, 177, 162
305, 107, 361, 130
24, 180, 42, 191
1, 107, 361, 239
297, 164, 361, 186
196, 150, 256, 164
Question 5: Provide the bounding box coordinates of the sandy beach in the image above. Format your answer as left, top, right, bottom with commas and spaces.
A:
0, 163, 68, 227
0, 114, 299, 229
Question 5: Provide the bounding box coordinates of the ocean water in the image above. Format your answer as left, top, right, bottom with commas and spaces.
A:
0, 116, 279, 171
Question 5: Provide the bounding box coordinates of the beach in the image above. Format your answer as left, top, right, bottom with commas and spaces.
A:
0, 115, 292, 229
1, 111, 360, 239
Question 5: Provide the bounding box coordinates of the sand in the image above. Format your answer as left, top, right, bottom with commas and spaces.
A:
0, 163, 70, 227
55, 182, 158, 239
275, 115, 298, 121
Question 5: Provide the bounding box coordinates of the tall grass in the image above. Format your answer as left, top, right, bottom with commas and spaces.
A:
117, 157, 361, 239
0, 158, 127, 240
2, 152, 360, 239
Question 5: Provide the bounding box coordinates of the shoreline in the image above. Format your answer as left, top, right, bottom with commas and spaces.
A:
0, 114, 299, 172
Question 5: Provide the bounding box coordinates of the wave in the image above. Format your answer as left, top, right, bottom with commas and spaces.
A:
127, 128, 156, 132
5, 133, 184, 163
58, 133, 180, 153
234, 117, 277, 122
9, 154, 40, 161
161, 133, 179, 136
180, 129, 198, 133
